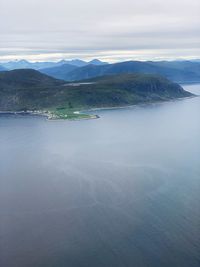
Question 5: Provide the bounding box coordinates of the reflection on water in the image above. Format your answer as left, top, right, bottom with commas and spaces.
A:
0, 84, 200, 267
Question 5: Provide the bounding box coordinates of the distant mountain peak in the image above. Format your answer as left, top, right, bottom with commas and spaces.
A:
18, 59, 29, 63
58, 60, 67, 64
0, 58, 109, 71
89, 59, 108, 65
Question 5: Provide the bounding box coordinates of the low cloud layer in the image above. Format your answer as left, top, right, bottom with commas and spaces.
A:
0, 0, 199, 62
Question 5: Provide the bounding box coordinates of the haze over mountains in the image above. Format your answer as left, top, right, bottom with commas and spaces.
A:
1, 59, 200, 83
0, 65, 7, 71
40, 60, 200, 83
40, 64, 78, 80
0, 59, 108, 71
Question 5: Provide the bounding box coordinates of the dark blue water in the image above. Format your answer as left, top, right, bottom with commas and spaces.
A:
0, 84, 200, 267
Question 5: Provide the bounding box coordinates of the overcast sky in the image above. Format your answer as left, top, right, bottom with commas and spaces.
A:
0, 0, 199, 62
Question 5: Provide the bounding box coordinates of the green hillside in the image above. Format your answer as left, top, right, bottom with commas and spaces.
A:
0, 69, 193, 119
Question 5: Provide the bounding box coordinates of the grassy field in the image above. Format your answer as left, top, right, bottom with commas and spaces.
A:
48, 107, 97, 120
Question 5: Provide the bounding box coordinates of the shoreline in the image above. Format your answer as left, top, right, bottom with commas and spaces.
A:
84, 94, 197, 113
0, 110, 99, 121
0, 95, 197, 121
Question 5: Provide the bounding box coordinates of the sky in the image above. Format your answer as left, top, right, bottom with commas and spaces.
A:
0, 0, 199, 62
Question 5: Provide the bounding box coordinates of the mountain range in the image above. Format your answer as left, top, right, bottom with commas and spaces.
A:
0, 59, 108, 71
1, 59, 200, 83
42, 60, 200, 83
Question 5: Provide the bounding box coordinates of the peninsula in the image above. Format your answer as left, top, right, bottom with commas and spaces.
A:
0, 69, 193, 119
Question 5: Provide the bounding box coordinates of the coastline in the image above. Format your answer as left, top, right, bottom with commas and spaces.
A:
0, 95, 197, 121
84, 94, 197, 114
0, 110, 99, 121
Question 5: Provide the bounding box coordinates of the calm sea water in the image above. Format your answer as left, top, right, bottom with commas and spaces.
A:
0, 84, 200, 267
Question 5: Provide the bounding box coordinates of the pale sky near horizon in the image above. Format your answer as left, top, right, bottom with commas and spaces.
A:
0, 0, 199, 62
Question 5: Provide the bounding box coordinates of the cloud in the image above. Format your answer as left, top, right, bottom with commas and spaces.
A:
0, 0, 199, 61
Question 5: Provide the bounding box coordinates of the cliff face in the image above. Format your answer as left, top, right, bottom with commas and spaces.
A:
0, 70, 193, 111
